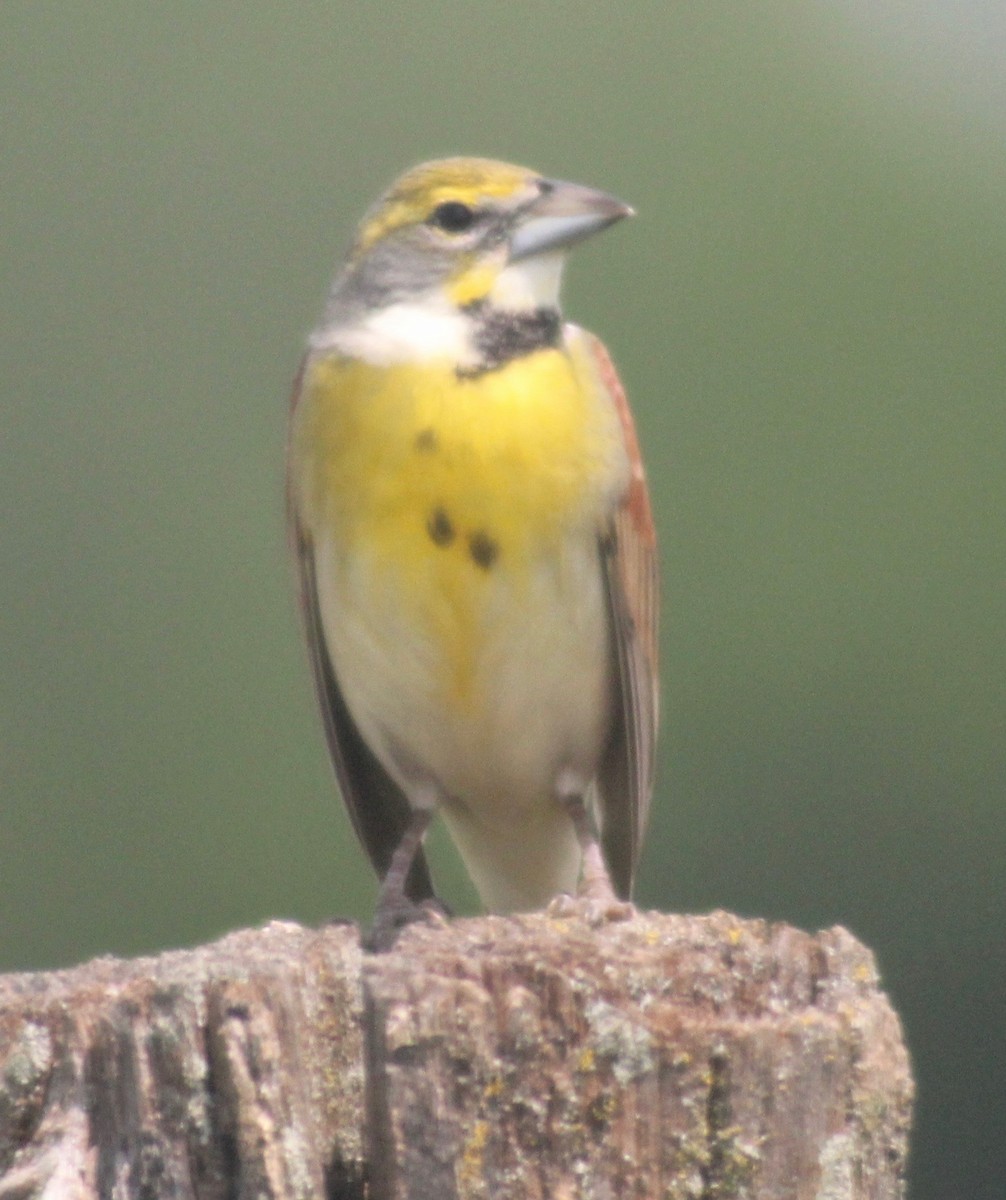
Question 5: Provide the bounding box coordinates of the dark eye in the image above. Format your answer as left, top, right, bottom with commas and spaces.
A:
429, 201, 476, 234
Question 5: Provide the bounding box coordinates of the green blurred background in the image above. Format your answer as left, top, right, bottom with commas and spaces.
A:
2, 4, 1003, 1196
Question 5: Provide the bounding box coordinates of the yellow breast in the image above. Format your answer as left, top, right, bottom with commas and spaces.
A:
292, 344, 623, 703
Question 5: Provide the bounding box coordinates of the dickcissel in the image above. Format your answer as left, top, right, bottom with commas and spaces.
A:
287, 157, 658, 946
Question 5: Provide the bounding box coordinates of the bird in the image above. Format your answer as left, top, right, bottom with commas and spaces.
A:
287, 157, 658, 947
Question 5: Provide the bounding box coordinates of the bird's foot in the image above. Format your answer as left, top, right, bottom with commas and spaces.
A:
546, 888, 635, 928
364, 896, 449, 953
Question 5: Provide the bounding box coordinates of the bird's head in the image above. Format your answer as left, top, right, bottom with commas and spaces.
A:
316, 158, 632, 358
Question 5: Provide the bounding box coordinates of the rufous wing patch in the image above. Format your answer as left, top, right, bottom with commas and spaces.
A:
577, 331, 660, 896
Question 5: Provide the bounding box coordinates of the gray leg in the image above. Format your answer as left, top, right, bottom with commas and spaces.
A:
552, 770, 633, 924
562, 793, 619, 902
367, 808, 444, 951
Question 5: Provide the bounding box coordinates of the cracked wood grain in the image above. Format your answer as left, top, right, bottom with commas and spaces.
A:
0, 909, 912, 1199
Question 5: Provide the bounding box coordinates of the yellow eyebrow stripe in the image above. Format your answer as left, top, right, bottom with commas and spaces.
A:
354, 158, 534, 255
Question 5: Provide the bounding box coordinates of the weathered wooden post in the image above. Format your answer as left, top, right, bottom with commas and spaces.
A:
0, 908, 912, 1199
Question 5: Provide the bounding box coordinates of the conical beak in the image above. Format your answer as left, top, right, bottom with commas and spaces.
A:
509, 178, 634, 262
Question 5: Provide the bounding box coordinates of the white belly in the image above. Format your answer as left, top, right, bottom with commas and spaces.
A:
315, 530, 613, 911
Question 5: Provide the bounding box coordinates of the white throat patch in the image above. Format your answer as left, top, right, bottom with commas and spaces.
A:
490, 252, 565, 310
311, 298, 474, 366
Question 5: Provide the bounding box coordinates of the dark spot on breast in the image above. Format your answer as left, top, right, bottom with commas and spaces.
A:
414, 427, 438, 453
468, 531, 499, 570
427, 507, 455, 547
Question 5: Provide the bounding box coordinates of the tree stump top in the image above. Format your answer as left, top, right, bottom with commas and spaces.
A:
0, 909, 912, 1199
